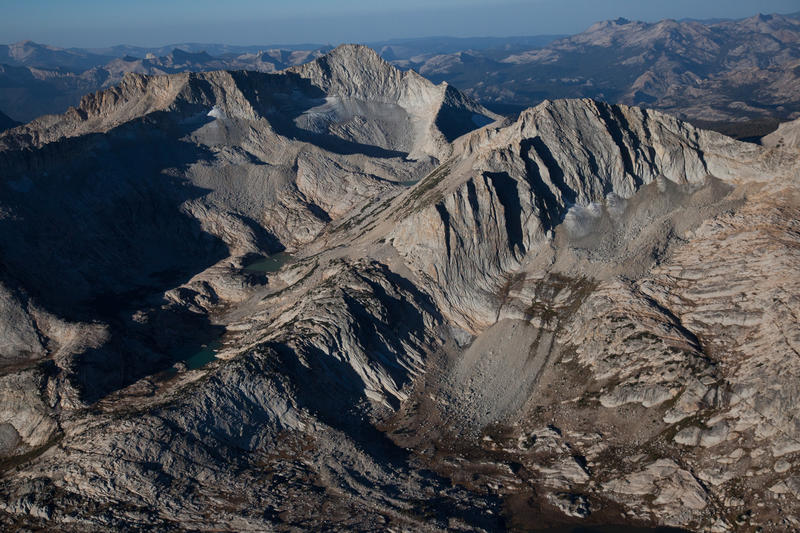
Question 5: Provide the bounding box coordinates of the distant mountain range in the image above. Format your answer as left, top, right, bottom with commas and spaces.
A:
401, 13, 800, 135
1, 12, 799, 138
0, 35, 566, 77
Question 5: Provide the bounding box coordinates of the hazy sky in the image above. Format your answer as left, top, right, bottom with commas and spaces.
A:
2, 0, 799, 47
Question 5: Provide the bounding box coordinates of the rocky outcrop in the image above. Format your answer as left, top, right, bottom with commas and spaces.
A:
1, 45, 799, 532
387, 98, 785, 330
377, 98, 800, 530
0, 46, 496, 315
291, 45, 498, 159
1, 45, 497, 159
763, 116, 800, 151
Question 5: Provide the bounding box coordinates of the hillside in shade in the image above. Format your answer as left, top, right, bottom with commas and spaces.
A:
1, 43, 800, 532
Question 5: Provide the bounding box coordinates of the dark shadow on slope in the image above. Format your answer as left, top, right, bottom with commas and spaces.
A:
268, 339, 505, 530
484, 171, 525, 255
264, 265, 505, 529
435, 86, 493, 143
465, 179, 484, 230
0, 112, 237, 402
0, 111, 228, 321
228, 70, 411, 159
520, 139, 570, 230
595, 103, 643, 188
527, 136, 577, 207
434, 203, 452, 259
74, 303, 226, 404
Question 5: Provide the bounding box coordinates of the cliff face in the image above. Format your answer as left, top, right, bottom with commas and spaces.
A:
1, 45, 799, 532
763, 116, 800, 151
1, 45, 497, 158
387, 98, 784, 330
373, 99, 800, 529
0, 45, 497, 311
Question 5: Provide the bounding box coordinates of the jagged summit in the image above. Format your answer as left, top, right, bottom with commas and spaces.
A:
290, 44, 414, 101
308, 44, 391, 71
0, 45, 499, 158
386, 96, 793, 330
294, 44, 446, 101
1, 58, 800, 531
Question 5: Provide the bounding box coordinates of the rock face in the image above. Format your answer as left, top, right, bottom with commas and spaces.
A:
763, 116, 800, 150
1, 44, 800, 533
0, 41, 335, 122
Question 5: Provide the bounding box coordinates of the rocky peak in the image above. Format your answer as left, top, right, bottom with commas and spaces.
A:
0, 45, 800, 532
0, 70, 236, 150
388, 97, 792, 330
318, 44, 390, 71
290, 44, 414, 102
0, 43, 499, 160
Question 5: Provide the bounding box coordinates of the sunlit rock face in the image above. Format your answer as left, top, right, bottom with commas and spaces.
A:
1, 44, 800, 532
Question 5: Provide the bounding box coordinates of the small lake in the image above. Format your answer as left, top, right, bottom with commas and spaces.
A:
243, 252, 293, 273
167, 340, 221, 372
183, 341, 220, 370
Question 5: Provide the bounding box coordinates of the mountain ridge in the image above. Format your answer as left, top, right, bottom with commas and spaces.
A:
4, 11, 799, 131
0, 44, 499, 159
1, 28, 800, 533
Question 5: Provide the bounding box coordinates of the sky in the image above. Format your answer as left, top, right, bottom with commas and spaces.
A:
1, 0, 799, 48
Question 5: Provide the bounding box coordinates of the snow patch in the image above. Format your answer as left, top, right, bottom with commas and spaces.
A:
207, 106, 226, 119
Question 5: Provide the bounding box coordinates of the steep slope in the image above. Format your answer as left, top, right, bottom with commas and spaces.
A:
0, 43, 497, 439
0, 45, 506, 527
376, 100, 799, 530
287, 45, 497, 159
0, 43, 333, 123
1, 49, 799, 531
384, 98, 779, 330
2, 45, 497, 157
296, 98, 799, 529
762, 116, 800, 150
0, 46, 497, 319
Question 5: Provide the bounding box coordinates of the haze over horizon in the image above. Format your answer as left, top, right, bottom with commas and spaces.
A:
2, 0, 799, 48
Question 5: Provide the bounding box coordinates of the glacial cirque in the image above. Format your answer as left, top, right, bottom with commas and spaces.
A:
0, 45, 799, 532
